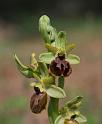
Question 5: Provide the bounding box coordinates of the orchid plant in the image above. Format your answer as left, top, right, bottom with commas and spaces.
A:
14, 15, 87, 124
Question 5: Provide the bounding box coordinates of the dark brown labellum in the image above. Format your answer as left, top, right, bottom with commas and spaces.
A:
64, 119, 79, 124
50, 55, 72, 77
30, 92, 47, 114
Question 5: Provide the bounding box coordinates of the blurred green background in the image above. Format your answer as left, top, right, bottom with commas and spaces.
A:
0, 0, 102, 124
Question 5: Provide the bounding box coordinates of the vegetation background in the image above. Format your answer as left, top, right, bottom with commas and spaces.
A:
0, 0, 102, 124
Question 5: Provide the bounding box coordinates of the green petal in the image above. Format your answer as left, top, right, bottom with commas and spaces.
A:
45, 85, 66, 98
39, 52, 54, 64
54, 115, 65, 124
66, 44, 76, 53
75, 114, 87, 123
65, 96, 83, 110
66, 54, 80, 64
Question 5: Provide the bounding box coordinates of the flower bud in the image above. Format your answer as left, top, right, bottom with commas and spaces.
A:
50, 54, 72, 77
30, 91, 47, 114
64, 119, 79, 124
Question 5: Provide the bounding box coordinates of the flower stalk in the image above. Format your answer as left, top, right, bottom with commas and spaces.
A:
48, 76, 64, 124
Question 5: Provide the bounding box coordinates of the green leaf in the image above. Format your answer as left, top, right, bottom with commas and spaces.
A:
45, 85, 66, 98
39, 52, 54, 64
65, 96, 83, 110
66, 44, 76, 53
14, 54, 40, 80
54, 115, 65, 124
75, 114, 87, 123
66, 54, 80, 64
57, 31, 67, 49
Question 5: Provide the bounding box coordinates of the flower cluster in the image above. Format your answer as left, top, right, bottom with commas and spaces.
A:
14, 15, 87, 124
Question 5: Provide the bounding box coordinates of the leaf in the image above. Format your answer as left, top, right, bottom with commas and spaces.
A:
75, 114, 87, 123
54, 115, 65, 124
66, 54, 80, 64
45, 85, 66, 98
65, 96, 83, 110
14, 54, 40, 80
39, 52, 54, 64
66, 44, 76, 53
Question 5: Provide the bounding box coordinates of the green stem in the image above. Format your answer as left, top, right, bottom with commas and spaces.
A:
48, 76, 64, 124
48, 98, 59, 124
58, 76, 64, 89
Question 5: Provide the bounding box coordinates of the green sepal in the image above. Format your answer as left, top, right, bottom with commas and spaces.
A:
46, 43, 58, 54
66, 54, 80, 64
14, 54, 40, 80
75, 114, 87, 123
57, 31, 67, 49
39, 52, 54, 64
65, 96, 83, 110
66, 44, 76, 53
54, 115, 65, 124
45, 85, 66, 98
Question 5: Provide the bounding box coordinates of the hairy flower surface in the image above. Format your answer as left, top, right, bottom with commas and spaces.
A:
30, 87, 47, 114
50, 54, 72, 76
